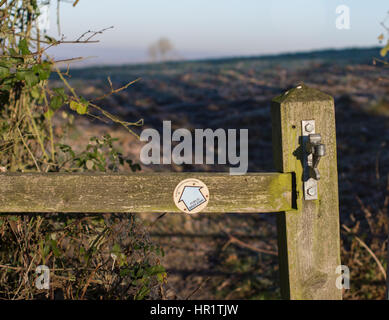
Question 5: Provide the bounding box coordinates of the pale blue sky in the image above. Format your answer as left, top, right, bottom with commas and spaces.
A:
45, 0, 388, 65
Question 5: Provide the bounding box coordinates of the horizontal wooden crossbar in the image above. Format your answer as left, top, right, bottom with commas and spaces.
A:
0, 172, 293, 213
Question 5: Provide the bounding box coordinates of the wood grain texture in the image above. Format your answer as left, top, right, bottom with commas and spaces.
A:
271, 84, 342, 300
0, 172, 292, 213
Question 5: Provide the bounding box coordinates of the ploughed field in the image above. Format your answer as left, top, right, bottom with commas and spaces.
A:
60, 48, 389, 299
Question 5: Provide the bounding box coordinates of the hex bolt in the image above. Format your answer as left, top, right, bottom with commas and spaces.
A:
305, 123, 314, 133
307, 187, 316, 196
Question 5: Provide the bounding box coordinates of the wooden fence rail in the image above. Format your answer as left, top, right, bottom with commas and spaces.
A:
0, 172, 292, 213
0, 84, 341, 300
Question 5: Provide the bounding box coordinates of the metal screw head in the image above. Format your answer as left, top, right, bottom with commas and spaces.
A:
305, 123, 314, 133
307, 187, 316, 196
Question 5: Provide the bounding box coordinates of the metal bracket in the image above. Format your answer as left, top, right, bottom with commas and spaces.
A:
302, 120, 325, 200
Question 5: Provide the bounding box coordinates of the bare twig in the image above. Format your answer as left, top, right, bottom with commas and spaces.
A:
17, 127, 41, 172
222, 234, 278, 256
185, 277, 210, 300
149, 212, 168, 229
93, 77, 141, 102
80, 263, 102, 299
54, 274, 103, 285
373, 57, 389, 66
342, 224, 386, 280
76, 26, 114, 42
53, 56, 97, 66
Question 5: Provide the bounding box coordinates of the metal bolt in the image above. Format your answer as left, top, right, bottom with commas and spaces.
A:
305, 123, 314, 133
307, 187, 316, 196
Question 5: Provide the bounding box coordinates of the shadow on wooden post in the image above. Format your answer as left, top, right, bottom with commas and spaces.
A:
271, 84, 342, 300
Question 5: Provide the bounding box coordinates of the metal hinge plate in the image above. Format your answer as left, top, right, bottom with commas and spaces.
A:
302, 120, 317, 200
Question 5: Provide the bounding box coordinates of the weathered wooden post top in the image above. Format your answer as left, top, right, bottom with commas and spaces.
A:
0, 84, 341, 300
271, 84, 341, 300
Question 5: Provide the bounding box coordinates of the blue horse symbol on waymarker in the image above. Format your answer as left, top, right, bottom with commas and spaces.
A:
179, 186, 206, 211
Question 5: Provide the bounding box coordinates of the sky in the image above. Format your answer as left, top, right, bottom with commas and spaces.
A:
43, 0, 389, 66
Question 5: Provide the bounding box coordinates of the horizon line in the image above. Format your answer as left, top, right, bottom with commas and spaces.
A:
61, 45, 382, 70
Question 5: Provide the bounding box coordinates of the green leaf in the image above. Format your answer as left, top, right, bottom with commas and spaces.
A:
112, 243, 121, 254
69, 100, 77, 111
18, 39, 30, 55
33, 62, 51, 81
120, 268, 131, 277
15, 70, 27, 81
16, 70, 39, 86
0, 66, 9, 79
136, 267, 144, 278
8, 57, 24, 65
380, 40, 389, 57
58, 144, 75, 158
79, 246, 85, 255
147, 265, 165, 275
52, 87, 66, 99
50, 95, 63, 110
43, 244, 50, 257
69, 100, 88, 115
50, 239, 61, 257
44, 109, 54, 120
0, 60, 12, 68
135, 286, 150, 300
24, 71, 39, 86
30, 87, 40, 100
157, 272, 166, 283
8, 48, 18, 56
40, 62, 51, 80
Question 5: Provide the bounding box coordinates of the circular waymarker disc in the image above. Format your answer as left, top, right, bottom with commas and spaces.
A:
173, 178, 210, 214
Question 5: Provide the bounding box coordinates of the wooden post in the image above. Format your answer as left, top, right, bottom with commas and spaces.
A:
271, 84, 341, 300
